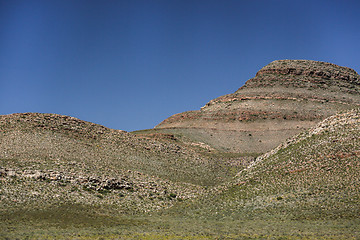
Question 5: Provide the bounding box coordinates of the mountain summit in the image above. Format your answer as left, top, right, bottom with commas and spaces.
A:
155, 60, 360, 154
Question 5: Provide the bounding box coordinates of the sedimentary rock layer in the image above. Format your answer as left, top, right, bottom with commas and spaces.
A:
155, 60, 360, 153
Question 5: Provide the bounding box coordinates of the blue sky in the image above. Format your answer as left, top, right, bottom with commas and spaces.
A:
1, 0, 360, 131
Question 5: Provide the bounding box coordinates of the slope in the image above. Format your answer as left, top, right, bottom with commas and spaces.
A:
163, 109, 360, 238
0, 112, 246, 221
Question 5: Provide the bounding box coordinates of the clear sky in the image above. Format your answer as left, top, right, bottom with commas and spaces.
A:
1, 0, 360, 131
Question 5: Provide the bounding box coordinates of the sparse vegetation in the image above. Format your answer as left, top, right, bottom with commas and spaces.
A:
1, 60, 359, 239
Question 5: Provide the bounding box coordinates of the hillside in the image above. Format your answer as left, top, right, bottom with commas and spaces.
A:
155, 60, 360, 154
165, 109, 360, 238
0, 112, 246, 220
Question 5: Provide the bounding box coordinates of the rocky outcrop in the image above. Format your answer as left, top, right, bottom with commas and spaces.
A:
0, 167, 189, 199
240, 60, 359, 92
155, 60, 360, 153
256, 60, 358, 81
0, 166, 202, 213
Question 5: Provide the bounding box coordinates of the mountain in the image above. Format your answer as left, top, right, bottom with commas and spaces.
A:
155, 60, 360, 154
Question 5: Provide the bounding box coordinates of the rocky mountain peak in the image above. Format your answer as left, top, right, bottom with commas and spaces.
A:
257, 60, 358, 79
240, 59, 359, 91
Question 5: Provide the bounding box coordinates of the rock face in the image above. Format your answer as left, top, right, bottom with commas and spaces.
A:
155, 60, 360, 154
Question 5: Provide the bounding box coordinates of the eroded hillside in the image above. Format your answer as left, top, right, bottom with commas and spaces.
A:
155, 60, 360, 154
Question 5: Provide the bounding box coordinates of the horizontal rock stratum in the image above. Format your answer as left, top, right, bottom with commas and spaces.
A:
155, 60, 360, 154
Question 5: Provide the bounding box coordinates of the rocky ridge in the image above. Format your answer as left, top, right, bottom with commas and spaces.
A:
0, 112, 126, 140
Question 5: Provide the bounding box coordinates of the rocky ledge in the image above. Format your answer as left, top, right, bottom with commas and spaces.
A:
240, 60, 359, 91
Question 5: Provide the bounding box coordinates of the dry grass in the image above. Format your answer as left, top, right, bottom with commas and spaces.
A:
161, 110, 360, 237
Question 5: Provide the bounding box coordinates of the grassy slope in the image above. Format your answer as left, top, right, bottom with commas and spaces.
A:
159, 109, 360, 238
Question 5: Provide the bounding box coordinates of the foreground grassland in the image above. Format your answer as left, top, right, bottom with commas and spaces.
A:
1, 213, 359, 239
